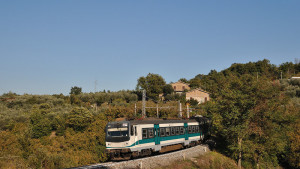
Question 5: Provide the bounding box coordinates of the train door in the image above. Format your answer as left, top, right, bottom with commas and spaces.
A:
184, 123, 188, 140
130, 125, 135, 146
134, 126, 138, 146
154, 124, 160, 145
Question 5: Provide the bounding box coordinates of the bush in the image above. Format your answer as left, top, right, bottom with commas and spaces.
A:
31, 118, 52, 138
66, 107, 93, 132
290, 79, 300, 86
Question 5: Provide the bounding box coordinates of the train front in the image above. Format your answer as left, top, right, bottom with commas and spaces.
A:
105, 121, 132, 160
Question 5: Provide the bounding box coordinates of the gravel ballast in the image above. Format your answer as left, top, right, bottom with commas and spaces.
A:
81, 145, 209, 169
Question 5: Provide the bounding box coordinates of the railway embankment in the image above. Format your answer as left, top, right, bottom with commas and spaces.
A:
157, 151, 238, 169
77, 145, 209, 169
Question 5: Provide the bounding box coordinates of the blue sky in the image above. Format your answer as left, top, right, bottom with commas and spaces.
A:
0, 1, 299, 95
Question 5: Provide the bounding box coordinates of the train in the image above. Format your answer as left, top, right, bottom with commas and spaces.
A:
105, 116, 212, 160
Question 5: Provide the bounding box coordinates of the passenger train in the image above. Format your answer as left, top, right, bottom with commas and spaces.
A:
105, 116, 211, 160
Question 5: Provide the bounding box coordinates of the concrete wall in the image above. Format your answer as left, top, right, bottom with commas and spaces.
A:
171, 81, 190, 92
186, 89, 210, 104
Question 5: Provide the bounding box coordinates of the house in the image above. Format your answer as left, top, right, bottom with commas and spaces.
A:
169, 81, 210, 104
170, 81, 190, 94
186, 88, 210, 104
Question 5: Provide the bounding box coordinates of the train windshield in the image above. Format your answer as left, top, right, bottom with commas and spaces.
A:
106, 122, 130, 142
107, 128, 128, 137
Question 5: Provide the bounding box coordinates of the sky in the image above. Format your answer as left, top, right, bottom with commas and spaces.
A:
0, 1, 300, 95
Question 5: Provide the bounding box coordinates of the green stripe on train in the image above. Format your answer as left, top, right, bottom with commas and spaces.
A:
107, 132, 202, 148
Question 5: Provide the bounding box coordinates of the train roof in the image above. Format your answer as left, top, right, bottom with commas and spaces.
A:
129, 119, 198, 125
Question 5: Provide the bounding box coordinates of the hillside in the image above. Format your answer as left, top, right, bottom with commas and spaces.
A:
157, 151, 239, 169
0, 59, 299, 169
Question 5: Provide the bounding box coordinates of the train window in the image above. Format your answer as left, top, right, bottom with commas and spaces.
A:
160, 128, 165, 137
171, 127, 175, 135
135, 126, 137, 136
180, 127, 184, 135
142, 129, 148, 139
188, 126, 192, 133
176, 127, 180, 135
148, 129, 154, 138
192, 126, 195, 133
166, 127, 170, 136
130, 126, 134, 136
195, 126, 199, 133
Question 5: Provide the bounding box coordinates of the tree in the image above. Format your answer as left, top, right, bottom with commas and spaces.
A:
279, 62, 296, 78
179, 78, 188, 83
221, 59, 278, 79
206, 74, 263, 168
31, 118, 52, 138
30, 104, 52, 138
70, 86, 82, 95
195, 74, 205, 80
163, 84, 174, 95
205, 72, 295, 168
66, 107, 93, 132
136, 73, 166, 101
189, 78, 201, 89
287, 119, 300, 168
187, 98, 199, 106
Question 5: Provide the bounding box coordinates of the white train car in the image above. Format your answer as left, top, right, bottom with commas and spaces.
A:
105, 117, 211, 160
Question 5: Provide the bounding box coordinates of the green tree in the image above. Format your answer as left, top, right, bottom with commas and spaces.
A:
221, 59, 278, 79
70, 86, 82, 95
287, 119, 300, 168
163, 84, 174, 95
206, 74, 263, 168
279, 62, 295, 78
187, 98, 199, 106
136, 73, 166, 101
70, 94, 82, 105
179, 78, 188, 83
189, 78, 201, 89
205, 72, 295, 168
66, 107, 93, 132
30, 104, 52, 138
245, 80, 290, 168
31, 118, 52, 138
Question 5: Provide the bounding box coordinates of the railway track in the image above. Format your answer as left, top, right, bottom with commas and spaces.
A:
71, 145, 209, 169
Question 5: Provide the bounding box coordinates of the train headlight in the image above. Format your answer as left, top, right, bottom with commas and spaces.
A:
122, 123, 128, 127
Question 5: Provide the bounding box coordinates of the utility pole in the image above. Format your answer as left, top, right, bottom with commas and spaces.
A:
142, 90, 146, 117
187, 104, 190, 119
156, 103, 159, 118
178, 101, 182, 118
135, 103, 137, 116
257, 72, 258, 81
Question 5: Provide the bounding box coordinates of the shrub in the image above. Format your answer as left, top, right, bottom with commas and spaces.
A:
66, 107, 93, 132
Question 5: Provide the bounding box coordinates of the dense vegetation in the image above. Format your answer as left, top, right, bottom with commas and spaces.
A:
0, 59, 299, 168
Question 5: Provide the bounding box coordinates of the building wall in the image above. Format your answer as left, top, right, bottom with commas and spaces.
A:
186, 89, 210, 104
171, 81, 190, 92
